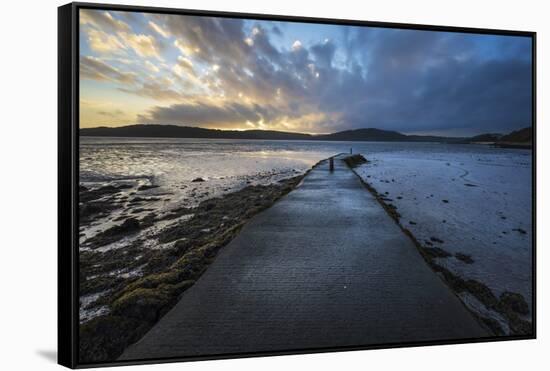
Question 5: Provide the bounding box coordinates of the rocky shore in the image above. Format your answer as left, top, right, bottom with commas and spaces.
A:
78, 174, 305, 363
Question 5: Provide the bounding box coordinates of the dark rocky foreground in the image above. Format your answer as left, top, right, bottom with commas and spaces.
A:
78, 175, 304, 363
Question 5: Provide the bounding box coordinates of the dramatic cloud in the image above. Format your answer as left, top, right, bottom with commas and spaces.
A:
86, 28, 126, 54
139, 102, 263, 127
144, 60, 160, 73
119, 80, 188, 102
120, 32, 164, 59
311, 39, 336, 68
80, 9, 131, 33
333, 29, 533, 133
80, 56, 136, 84
148, 21, 170, 38
79, 9, 532, 134
162, 15, 250, 64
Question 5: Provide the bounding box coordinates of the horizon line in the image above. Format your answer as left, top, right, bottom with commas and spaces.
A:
79, 123, 532, 139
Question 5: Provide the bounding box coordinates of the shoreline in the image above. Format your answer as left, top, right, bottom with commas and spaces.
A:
78, 171, 310, 363
81, 134, 533, 149
344, 155, 532, 336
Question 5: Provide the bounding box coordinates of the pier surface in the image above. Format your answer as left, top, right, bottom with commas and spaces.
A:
120, 155, 488, 361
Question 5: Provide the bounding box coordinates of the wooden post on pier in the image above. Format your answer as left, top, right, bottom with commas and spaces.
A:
329, 157, 334, 172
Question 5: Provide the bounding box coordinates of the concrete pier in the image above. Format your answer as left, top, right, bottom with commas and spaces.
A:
120, 154, 488, 361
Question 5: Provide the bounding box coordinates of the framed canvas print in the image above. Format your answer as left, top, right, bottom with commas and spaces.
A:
58, 2, 536, 368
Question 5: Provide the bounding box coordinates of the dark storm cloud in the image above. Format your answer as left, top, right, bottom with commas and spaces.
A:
249, 25, 284, 66
311, 40, 336, 68
336, 29, 532, 133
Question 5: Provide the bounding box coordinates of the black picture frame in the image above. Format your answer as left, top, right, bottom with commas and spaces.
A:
58, 2, 537, 368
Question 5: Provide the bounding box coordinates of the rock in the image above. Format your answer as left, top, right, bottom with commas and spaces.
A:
343, 154, 368, 168
80, 185, 121, 203
430, 236, 444, 244
192, 177, 205, 182
137, 184, 160, 191
119, 218, 140, 233
79, 315, 149, 363
84, 218, 141, 248
423, 246, 451, 258
499, 291, 529, 315
129, 197, 145, 204
455, 252, 474, 264
112, 280, 194, 323
98, 185, 119, 193
112, 288, 166, 323
130, 208, 154, 214
80, 203, 103, 219
442, 199, 449, 203
79, 201, 120, 224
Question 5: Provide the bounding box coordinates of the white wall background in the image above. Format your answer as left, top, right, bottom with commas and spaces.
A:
0, 0, 546, 369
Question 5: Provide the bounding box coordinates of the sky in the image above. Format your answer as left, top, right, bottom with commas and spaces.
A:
79, 9, 533, 136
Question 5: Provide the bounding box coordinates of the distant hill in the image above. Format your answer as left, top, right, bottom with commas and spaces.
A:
317, 128, 408, 141
498, 127, 532, 143
80, 124, 462, 142
469, 133, 503, 143
493, 127, 532, 149
80, 124, 532, 146
80, 125, 313, 141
